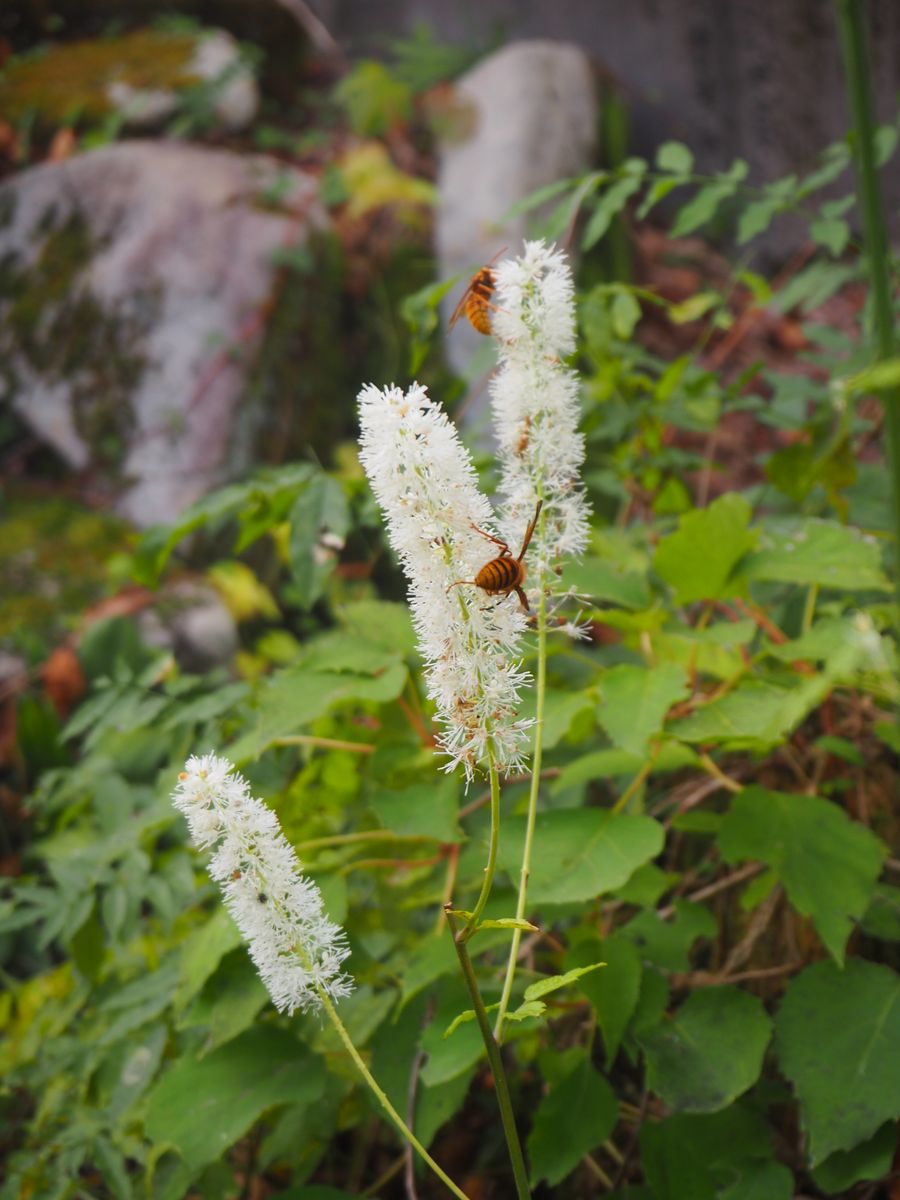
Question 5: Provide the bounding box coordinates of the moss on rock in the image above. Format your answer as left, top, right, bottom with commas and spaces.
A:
0, 29, 199, 130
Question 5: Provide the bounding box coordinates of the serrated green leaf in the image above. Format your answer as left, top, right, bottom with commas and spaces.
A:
554, 743, 699, 793
507, 999, 546, 1022
640, 1106, 780, 1200
597, 663, 689, 756
654, 493, 756, 603
570, 935, 641, 1065
523, 963, 605, 1003
370, 777, 462, 843
774, 959, 900, 1164
498, 810, 664, 904
861, 884, 900, 941
145, 1026, 326, 1170
174, 908, 242, 1013
669, 679, 800, 750
528, 1055, 618, 1186
811, 1121, 897, 1194
623, 900, 717, 971
718, 787, 887, 964
638, 986, 771, 1112
740, 518, 890, 591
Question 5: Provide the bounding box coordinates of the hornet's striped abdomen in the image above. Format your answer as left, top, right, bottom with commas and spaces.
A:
463, 268, 496, 336
474, 555, 523, 594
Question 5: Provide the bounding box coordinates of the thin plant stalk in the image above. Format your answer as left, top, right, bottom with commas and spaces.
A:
494, 582, 548, 1038
461, 756, 502, 940
316, 985, 472, 1200
835, 0, 900, 619
445, 908, 532, 1200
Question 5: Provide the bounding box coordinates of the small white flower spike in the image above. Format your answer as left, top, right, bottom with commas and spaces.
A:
490, 240, 590, 589
173, 754, 353, 1015
358, 382, 532, 779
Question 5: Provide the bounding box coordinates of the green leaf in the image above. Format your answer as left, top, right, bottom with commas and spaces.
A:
370, 777, 462, 843
844, 356, 900, 395
145, 1026, 327, 1170
498, 810, 664, 904
528, 1055, 618, 1186
560, 555, 651, 609
739, 518, 891, 591
737, 197, 782, 245
582, 172, 645, 249
623, 900, 717, 971
524, 963, 605, 1002
638, 986, 771, 1112
861, 884, 900, 941
670, 160, 747, 237
668, 291, 719, 324
507, 1000, 547, 1022
288, 474, 350, 610
237, 656, 407, 758
717, 787, 887, 963
554, 744, 698, 792
655, 141, 694, 174
474, 917, 538, 933
570, 935, 642, 1065
639, 1105, 779, 1200
654, 493, 756, 603
597, 663, 689, 756
420, 980, 486, 1085
174, 908, 242, 1012
810, 216, 850, 256
669, 679, 800, 750
811, 1121, 897, 1194
774, 959, 900, 1164
180, 950, 268, 1054
611, 287, 643, 339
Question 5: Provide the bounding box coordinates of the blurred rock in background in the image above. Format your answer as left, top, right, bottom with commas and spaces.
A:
0, 141, 326, 526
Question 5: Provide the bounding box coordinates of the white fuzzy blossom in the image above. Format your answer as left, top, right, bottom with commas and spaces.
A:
490, 240, 590, 590
358, 382, 532, 779
172, 754, 352, 1014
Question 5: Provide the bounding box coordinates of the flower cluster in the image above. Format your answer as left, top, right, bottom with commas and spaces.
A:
172, 754, 353, 1014
358, 382, 532, 779
490, 240, 590, 592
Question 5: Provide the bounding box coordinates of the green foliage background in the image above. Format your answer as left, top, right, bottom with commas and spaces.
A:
2, 76, 900, 1200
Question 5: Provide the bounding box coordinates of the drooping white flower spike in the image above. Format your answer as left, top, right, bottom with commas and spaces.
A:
490, 240, 590, 591
358, 382, 532, 780
172, 754, 353, 1014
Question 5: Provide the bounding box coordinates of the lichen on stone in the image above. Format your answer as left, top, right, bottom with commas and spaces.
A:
1, 204, 159, 474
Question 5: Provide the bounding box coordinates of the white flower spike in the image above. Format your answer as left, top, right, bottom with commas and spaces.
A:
490, 240, 590, 590
173, 754, 353, 1015
358, 381, 532, 779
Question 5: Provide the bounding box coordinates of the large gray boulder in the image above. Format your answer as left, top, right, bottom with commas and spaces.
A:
435, 40, 597, 379
0, 142, 326, 526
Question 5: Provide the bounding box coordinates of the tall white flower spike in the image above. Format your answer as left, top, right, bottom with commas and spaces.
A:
358, 381, 532, 780
172, 754, 353, 1015
490, 240, 590, 591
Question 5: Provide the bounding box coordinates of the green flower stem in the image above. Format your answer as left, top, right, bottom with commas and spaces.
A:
445, 908, 532, 1200
461, 756, 501, 941
316, 986, 472, 1200
494, 582, 548, 1039
835, 0, 900, 619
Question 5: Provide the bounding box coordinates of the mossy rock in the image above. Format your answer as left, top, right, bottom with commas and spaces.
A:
0, 29, 200, 129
